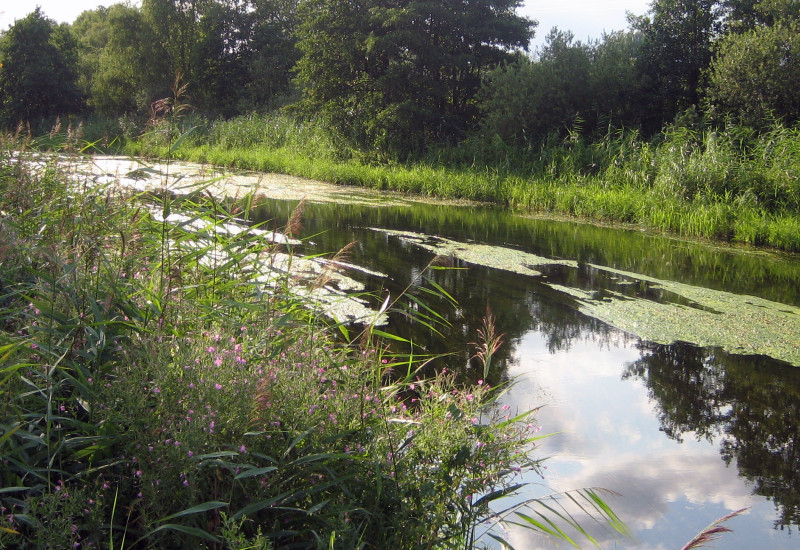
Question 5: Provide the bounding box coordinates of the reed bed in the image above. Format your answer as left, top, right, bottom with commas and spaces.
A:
0, 138, 627, 548
125, 113, 800, 252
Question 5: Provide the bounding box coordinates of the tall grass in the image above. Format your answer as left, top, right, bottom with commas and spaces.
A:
0, 137, 628, 548
125, 112, 800, 252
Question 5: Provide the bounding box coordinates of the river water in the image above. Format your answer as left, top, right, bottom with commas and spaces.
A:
76, 157, 800, 549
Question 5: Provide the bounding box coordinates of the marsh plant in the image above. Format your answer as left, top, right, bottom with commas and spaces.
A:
0, 138, 627, 549
142, 112, 800, 252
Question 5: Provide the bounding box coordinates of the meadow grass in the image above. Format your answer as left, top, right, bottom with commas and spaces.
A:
122, 112, 800, 252
0, 137, 628, 548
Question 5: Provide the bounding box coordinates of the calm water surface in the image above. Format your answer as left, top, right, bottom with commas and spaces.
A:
251, 198, 800, 549
84, 158, 800, 549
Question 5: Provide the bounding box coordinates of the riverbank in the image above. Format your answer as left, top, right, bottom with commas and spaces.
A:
122, 113, 800, 253
0, 145, 631, 548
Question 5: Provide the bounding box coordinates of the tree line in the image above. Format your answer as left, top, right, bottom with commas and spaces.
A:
0, 0, 798, 158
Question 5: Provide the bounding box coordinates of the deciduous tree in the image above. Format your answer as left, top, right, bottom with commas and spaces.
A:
295, 0, 535, 157
629, 0, 720, 131
707, 21, 800, 125
0, 9, 82, 125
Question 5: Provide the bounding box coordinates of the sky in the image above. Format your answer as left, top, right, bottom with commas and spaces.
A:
0, 1, 653, 47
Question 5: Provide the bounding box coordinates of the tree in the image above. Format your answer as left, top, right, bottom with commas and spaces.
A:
629, 0, 721, 132
190, 0, 249, 115
0, 8, 82, 126
721, 0, 800, 31
87, 4, 160, 115
590, 30, 646, 129
71, 7, 113, 108
239, 0, 301, 110
707, 21, 800, 125
478, 29, 593, 146
478, 29, 644, 146
295, 0, 536, 157
142, 0, 201, 84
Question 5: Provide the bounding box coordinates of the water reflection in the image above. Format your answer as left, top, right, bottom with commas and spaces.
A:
500, 332, 794, 549
60, 156, 800, 545
272, 200, 800, 306
624, 343, 800, 528
219, 184, 800, 546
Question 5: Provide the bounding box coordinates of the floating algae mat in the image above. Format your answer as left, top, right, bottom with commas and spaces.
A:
70, 156, 436, 208
372, 229, 579, 275
376, 229, 800, 366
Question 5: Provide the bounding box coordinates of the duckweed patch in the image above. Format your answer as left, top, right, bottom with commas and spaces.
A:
558, 267, 800, 366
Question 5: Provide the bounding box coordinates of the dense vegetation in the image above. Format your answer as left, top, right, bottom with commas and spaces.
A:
0, 137, 633, 547
1, 1, 799, 250
1, 2, 791, 546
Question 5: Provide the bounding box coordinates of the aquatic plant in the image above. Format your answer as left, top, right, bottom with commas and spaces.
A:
130, 113, 800, 252
0, 138, 629, 548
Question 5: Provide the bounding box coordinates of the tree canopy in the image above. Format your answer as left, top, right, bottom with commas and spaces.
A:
0, 0, 799, 155
0, 9, 82, 125
294, 0, 536, 156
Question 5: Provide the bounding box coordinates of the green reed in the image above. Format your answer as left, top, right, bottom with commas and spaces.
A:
125, 112, 800, 252
0, 135, 629, 548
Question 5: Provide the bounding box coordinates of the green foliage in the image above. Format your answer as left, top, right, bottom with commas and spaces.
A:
0, 8, 83, 126
478, 30, 589, 146
238, 0, 302, 112
140, 111, 800, 252
629, 0, 721, 130
477, 27, 652, 150
294, 0, 536, 158
72, 4, 159, 115
707, 21, 800, 125
0, 138, 629, 548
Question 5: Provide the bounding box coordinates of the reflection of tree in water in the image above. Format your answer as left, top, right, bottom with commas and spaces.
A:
380, 254, 622, 384
623, 343, 800, 527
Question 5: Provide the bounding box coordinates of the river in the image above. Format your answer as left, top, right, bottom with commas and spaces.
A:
74, 156, 800, 549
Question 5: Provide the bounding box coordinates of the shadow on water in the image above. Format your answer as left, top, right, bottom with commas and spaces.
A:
249, 194, 800, 539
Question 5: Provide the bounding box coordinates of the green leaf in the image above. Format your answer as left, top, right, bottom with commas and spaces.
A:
308, 500, 330, 514
157, 501, 228, 523
195, 451, 239, 460
472, 483, 526, 507
147, 523, 220, 542
234, 466, 277, 480
168, 126, 198, 156
369, 329, 410, 343
486, 532, 516, 549
0, 423, 22, 447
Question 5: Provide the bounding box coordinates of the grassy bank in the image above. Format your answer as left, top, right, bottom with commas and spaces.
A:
123, 113, 800, 252
0, 139, 628, 548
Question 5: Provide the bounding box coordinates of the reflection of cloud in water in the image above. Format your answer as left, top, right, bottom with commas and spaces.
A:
502, 448, 754, 548
504, 330, 647, 456
497, 329, 763, 549
559, 451, 751, 526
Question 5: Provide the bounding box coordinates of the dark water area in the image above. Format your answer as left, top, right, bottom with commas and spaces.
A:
248, 195, 800, 549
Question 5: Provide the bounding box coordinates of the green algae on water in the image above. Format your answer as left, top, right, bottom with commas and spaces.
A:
372, 229, 578, 275
556, 266, 800, 367
375, 228, 800, 367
